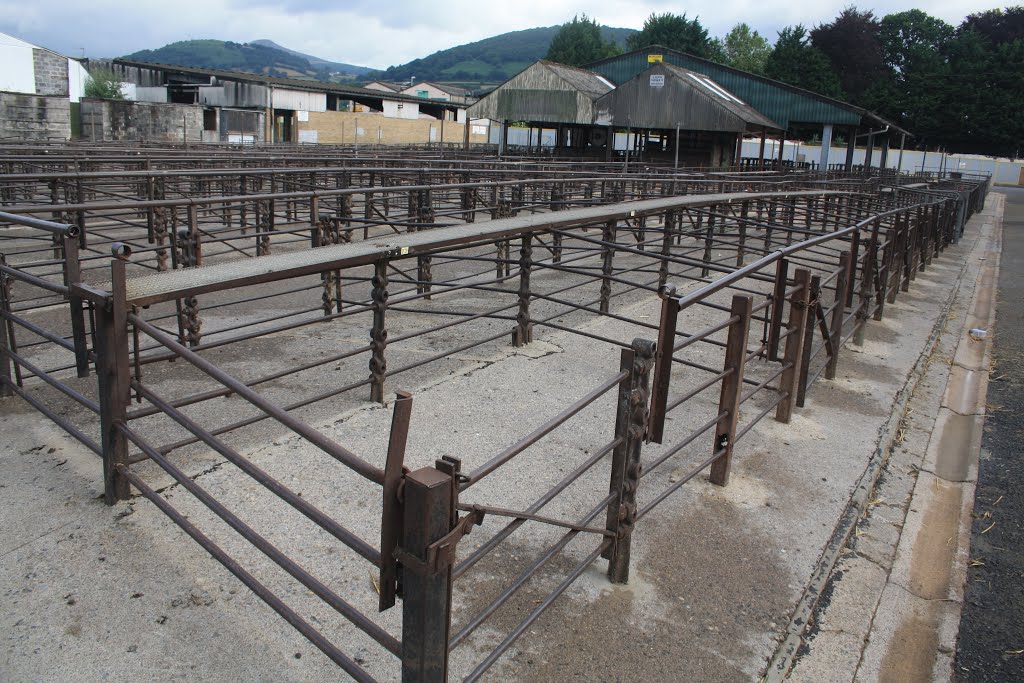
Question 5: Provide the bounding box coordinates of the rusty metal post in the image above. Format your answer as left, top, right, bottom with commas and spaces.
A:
709, 295, 753, 487
854, 220, 879, 345
0, 258, 13, 398
369, 261, 389, 403
513, 233, 533, 346
63, 234, 90, 378
846, 230, 861, 308
737, 200, 749, 267
605, 338, 656, 583
380, 390, 413, 612
95, 254, 131, 504
600, 220, 615, 314
701, 209, 715, 278
826, 251, 851, 380
658, 212, 674, 288
417, 189, 433, 299
399, 466, 455, 683
767, 258, 789, 361
796, 275, 821, 408
648, 285, 678, 444
776, 268, 811, 423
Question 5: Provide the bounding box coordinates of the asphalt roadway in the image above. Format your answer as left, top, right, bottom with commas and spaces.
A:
955, 187, 1024, 681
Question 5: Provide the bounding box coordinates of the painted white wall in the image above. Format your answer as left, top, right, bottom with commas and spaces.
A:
400, 82, 450, 101
0, 33, 37, 94
271, 88, 326, 112
383, 99, 419, 120
67, 59, 89, 102
741, 138, 1017, 181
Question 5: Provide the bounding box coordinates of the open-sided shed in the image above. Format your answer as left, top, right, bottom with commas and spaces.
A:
587, 45, 910, 170
467, 60, 616, 154
594, 62, 782, 166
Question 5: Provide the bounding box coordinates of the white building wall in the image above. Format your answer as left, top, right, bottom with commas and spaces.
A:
67, 60, 90, 102
383, 99, 419, 120
0, 34, 37, 94
271, 88, 326, 112
400, 83, 450, 101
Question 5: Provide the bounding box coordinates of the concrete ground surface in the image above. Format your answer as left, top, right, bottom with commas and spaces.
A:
954, 187, 1024, 682
0, 196, 1001, 682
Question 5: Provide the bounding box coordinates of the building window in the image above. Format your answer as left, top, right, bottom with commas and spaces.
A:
203, 109, 217, 132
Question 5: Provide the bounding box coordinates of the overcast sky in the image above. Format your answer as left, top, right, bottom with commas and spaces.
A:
0, 0, 1004, 70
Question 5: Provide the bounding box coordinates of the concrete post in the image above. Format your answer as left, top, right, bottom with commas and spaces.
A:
845, 126, 857, 172
819, 124, 833, 171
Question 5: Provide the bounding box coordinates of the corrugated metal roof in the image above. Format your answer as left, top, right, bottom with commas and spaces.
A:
586, 46, 909, 135
466, 61, 613, 125
112, 59, 444, 107
594, 62, 780, 133
541, 61, 615, 100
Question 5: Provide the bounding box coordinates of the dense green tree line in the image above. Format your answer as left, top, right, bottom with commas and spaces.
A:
545, 6, 1024, 157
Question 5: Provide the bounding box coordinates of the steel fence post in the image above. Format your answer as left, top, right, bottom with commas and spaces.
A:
796, 274, 821, 408
826, 251, 851, 380
605, 338, 655, 583
0, 258, 13, 398
648, 285, 678, 444
710, 295, 753, 486
95, 253, 131, 504
776, 268, 811, 423
600, 220, 615, 314
370, 260, 389, 403
513, 233, 533, 346
400, 466, 455, 683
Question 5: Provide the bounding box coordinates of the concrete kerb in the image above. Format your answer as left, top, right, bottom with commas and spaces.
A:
763, 196, 1000, 682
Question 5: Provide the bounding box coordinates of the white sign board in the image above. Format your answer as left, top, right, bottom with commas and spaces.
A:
649, 74, 665, 88
297, 110, 309, 122
298, 129, 318, 144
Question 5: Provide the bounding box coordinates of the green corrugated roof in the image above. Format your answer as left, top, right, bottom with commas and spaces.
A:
587, 46, 869, 131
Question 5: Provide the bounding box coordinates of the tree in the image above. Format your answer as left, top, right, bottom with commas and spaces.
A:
545, 15, 621, 67
764, 25, 844, 99
717, 23, 772, 74
939, 19, 1024, 157
84, 68, 126, 100
867, 10, 954, 146
811, 7, 886, 102
960, 6, 1024, 44
626, 12, 716, 58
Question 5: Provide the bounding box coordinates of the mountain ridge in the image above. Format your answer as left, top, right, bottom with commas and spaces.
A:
249, 39, 372, 76
121, 25, 636, 90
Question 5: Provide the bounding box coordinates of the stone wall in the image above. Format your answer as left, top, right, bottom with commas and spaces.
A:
32, 49, 69, 97
0, 93, 71, 141
80, 99, 205, 143
299, 111, 489, 146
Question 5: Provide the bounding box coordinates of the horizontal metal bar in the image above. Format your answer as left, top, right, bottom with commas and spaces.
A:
462, 370, 628, 488
114, 464, 382, 682
129, 314, 385, 485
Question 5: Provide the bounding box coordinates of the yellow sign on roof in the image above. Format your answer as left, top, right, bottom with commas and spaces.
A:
647, 54, 663, 63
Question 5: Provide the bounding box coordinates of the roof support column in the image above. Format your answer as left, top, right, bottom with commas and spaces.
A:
819, 124, 833, 172
864, 131, 875, 171
879, 136, 890, 173
499, 119, 507, 158
777, 131, 786, 170
758, 127, 767, 170
674, 123, 681, 169
896, 133, 906, 174
845, 126, 857, 173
